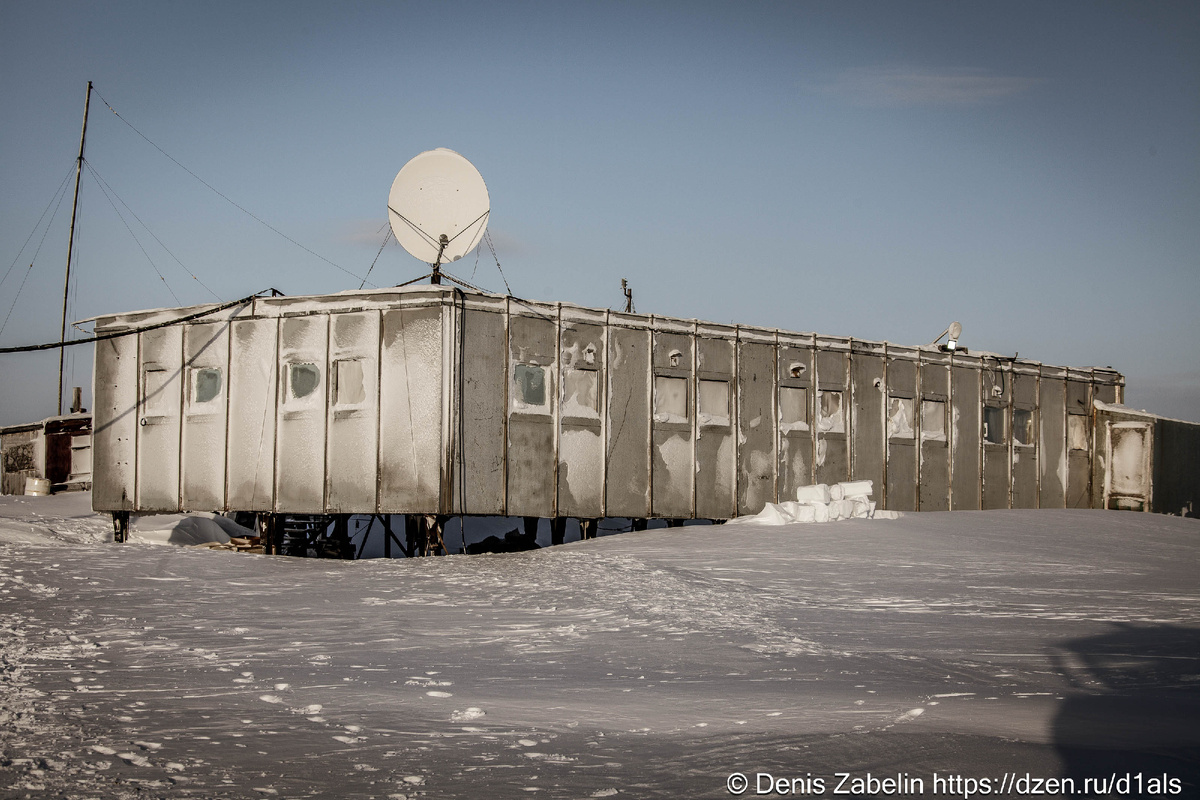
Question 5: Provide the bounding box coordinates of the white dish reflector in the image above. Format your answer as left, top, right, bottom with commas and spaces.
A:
387, 148, 490, 264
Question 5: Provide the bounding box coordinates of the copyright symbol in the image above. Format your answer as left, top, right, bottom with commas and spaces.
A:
727, 772, 748, 795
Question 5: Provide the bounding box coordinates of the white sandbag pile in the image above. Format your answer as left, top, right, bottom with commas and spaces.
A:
736, 480, 901, 526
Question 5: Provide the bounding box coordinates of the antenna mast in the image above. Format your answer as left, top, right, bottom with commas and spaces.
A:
58, 80, 91, 416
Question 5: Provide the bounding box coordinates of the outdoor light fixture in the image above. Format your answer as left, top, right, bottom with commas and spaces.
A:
931, 321, 967, 354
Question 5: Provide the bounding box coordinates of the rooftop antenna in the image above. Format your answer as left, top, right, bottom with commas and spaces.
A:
59, 80, 92, 416
621, 278, 634, 313
931, 321, 966, 353
387, 148, 490, 286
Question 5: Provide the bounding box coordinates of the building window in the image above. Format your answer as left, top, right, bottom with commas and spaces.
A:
142, 366, 173, 417
513, 363, 549, 411
887, 397, 915, 439
189, 367, 223, 407
1013, 409, 1034, 447
333, 359, 366, 407
287, 363, 321, 403
562, 368, 599, 417
698, 379, 730, 426
983, 405, 1007, 445
1068, 415, 1089, 451
779, 386, 809, 432
921, 399, 947, 442
653, 376, 688, 423
817, 390, 844, 433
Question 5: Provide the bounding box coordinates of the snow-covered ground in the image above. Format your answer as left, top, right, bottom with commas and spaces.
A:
1, 493, 1198, 799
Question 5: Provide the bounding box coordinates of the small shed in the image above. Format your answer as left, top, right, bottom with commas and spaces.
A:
0, 413, 93, 495
1092, 401, 1200, 517
89, 286, 1127, 522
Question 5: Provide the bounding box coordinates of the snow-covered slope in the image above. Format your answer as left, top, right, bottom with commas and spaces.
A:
1, 494, 1197, 798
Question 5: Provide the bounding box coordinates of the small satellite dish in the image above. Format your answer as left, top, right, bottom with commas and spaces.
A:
388, 149, 490, 275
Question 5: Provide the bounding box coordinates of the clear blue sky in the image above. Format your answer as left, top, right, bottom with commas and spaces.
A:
2, 0, 1198, 426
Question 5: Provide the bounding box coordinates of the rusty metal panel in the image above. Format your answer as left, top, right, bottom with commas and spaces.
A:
325, 311, 379, 513
1094, 380, 1118, 405
696, 331, 736, 519
1038, 373, 1066, 508
883, 350, 916, 511
1066, 379, 1092, 508
919, 356, 950, 512
950, 363, 981, 510
379, 305, 444, 513
275, 315, 328, 513
558, 319, 605, 518
606, 325, 651, 518
1011, 372, 1038, 509
226, 317, 278, 511
456, 306, 506, 514
507, 311, 557, 517
135, 325, 183, 512
776, 339, 812, 506
737, 337, 775, 515
814, 347, 848, 485
91, 334, 138, 510
651, 329, 694, 517
981, 361, 1011, 509
850, 345, 885, 502
180, 322, 229, 511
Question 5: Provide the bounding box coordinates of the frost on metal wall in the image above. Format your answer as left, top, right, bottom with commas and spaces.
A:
815, 346, 849, 486
326, 311, 379, 513
849, 344, 884, 504
507, 310, 556, 517
181, 321, 229, 511
91, 334, 137, 511
275, 315, 328, 513
1066, 378, 1092, 508
1038, 370, 1067, 509
919, 354, 951, 512
884, 350, 917, 512
380, 305, 443, 513
737, 335, 774, 516
604, 326, 652, 520
651, 327, 694, 517
776, 338, 813, 506
1011, 369, 1039, 509
227, 317, 278, 511
950, 363, 981, 510
696, 328, 735, 520
456, 302, 506, 515
558, 315, 605, 518
136, 325, 183, 512
606, 322, 650, 518
981, 359, 1011, 510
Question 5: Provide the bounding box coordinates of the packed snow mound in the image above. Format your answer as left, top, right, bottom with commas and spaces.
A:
732, 480, 901, 526
129, 513, 254, 546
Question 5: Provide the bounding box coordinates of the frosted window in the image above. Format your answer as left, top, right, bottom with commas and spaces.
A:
779, 387, 809, 431
887, 397, 915, 439
983, 406, 1007, 445
653, 376, 688, 422
921, 400, 947, 441
562, 369, 598, 415
698, 380, 729, 425
142, 367, 173, 417
191, 367, 222, 406
334, 359, 366, 406
1068, 415, 1089, 451
514, 364, 548, 409
1013, 409, 1034, 447
289, 363, 320, 401
817, 391, 844, 433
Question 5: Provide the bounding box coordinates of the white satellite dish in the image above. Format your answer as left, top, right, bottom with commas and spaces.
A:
388, 148, 490, 282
